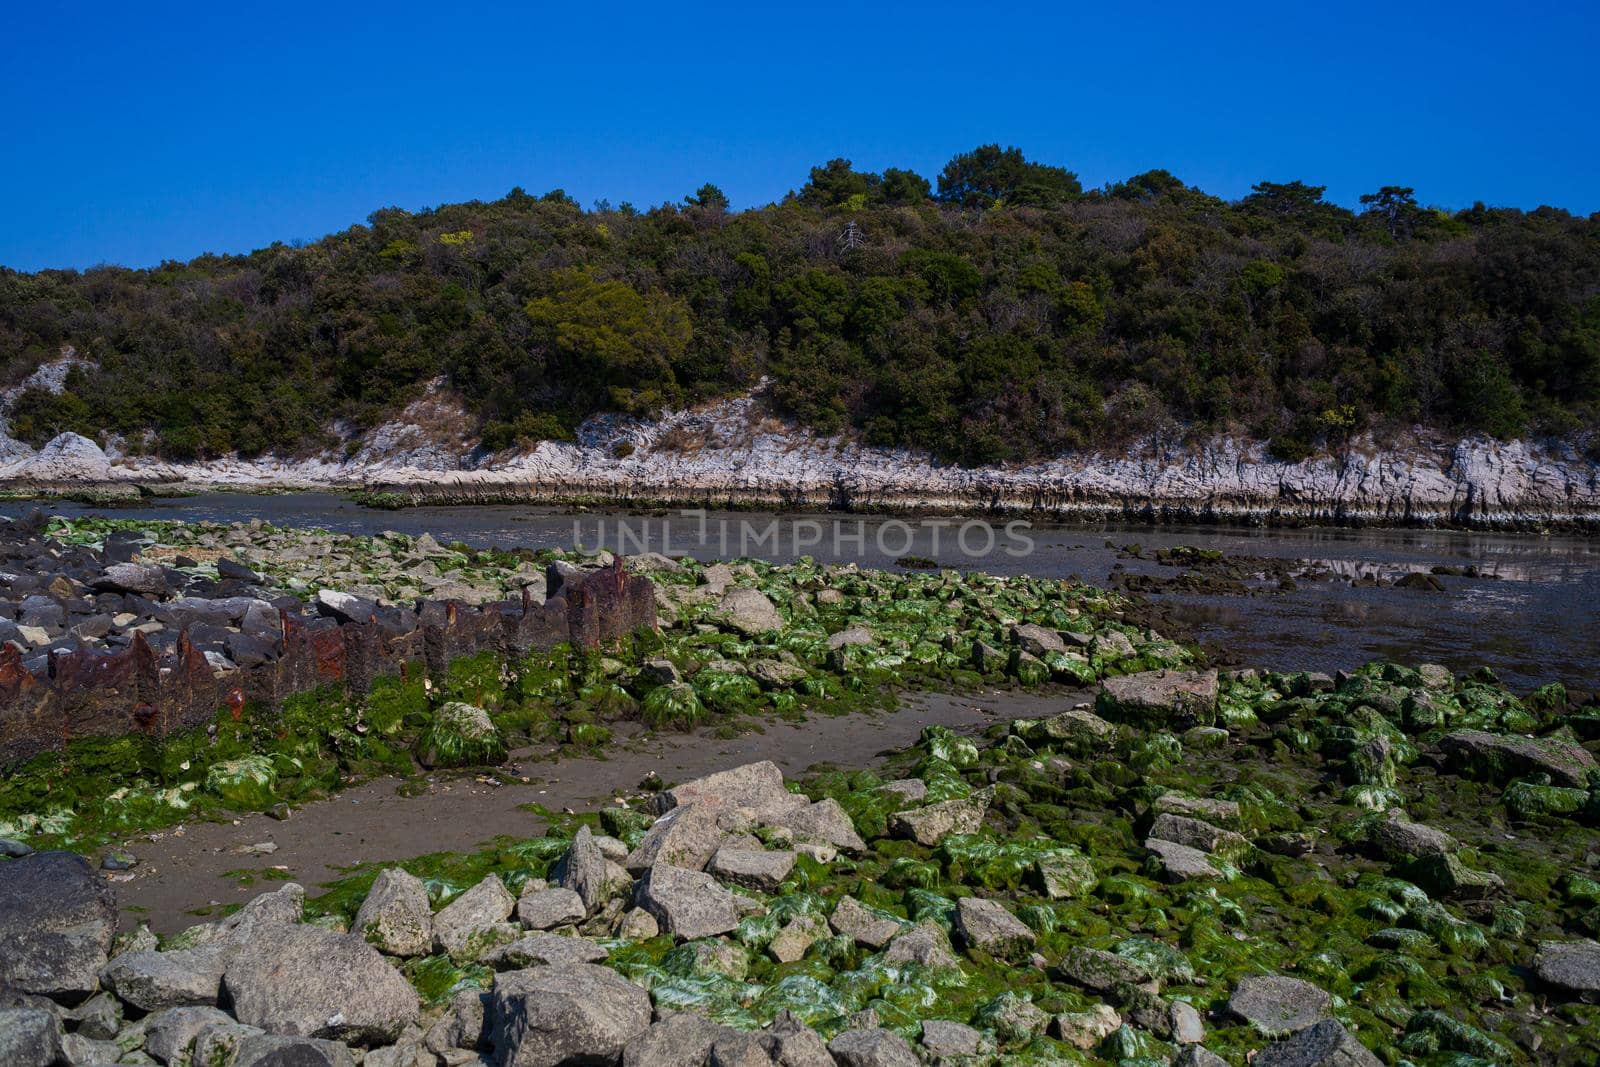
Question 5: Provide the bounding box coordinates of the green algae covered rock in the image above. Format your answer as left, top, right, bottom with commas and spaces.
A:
642, 682, 708, 731
205, 755, 279, 808
415, 702, 506, 768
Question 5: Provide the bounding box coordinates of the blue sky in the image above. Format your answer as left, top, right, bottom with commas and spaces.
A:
4, 2, 1596, 271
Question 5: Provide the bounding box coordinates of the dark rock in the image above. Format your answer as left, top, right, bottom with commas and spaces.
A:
93, 563, 170, 598
622, 1011, 728, 1067
0, 851, 118, 1003
828, 1026, 921, 1067
1438, 729, 1597, 787
217, 558, 263, 583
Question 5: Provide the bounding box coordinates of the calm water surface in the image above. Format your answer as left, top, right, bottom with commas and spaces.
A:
10, 492, 1597, 692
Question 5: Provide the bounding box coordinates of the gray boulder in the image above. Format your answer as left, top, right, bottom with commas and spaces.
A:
707, 847, 796, 892
830, 896, 902, 950
622, 1012, 729, 1067
1012, 623, 1065, 656
718, 588, 784, 636
1439, 729, 1597, 787
1173, 1048, 1233, 1067
221, 923, 420, 1044
100, 946, 226, 1011
953, 897, 1035, 960
1037, 708, 1116, 748
432, 875, 516, 957
1145, 837, 1222, 881
490, 964, 650, 1067
1058, 947, 1154, 992
624, 804, 733, 874
767, 798, 866, 852
516, 888, 586, 931
1151, 793, 1242, 828
1097, 669, 1219, 725
94, 563, 169, 598
828, 1027, 920, 1067
483, 934, 608, 970
0, 1009, 64, 1067
636, 865, 738, 939
228, 1031, 357, 1067
887, 789, 991, 847
1253, 1019, 1382, 1067
882, 924, 960, 970
653, 761, 804, 819
1227, 975, 1332, 1036
1367, 813, 1457, 860
1535, 939, 1600, 994
354, 869, 433, 958
143, 1005, 234, 1065
0, 851, 118, 1002
1149, 813, 1249, 857
920, 1018, 986, 1058
551, 826, 611, 914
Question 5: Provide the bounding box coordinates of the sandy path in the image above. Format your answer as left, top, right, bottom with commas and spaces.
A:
112, 687, 1077, 932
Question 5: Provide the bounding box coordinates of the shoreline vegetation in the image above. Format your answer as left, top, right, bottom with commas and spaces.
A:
1, 517, 1599, 1063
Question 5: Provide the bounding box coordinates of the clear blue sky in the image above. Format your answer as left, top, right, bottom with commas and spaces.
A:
4, 2, 1596, 272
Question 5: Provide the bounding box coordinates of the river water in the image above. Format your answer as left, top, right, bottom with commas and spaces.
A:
10, 492, 1598, 692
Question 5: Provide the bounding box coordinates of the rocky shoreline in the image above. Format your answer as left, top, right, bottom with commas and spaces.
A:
3, 388, 1598, 529
2, 515, 1600, 1064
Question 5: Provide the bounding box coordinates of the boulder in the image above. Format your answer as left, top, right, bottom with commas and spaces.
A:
1227, 975, 1332, 1036
1035, 849, 1097, 899
920, 1019, 986, 1058
516, 888, 586, 931
707, 847, 796, 892
887, 788, 991, 847
1149, 813, 1249, 858
1252, 1019, 1382, 1067
1149, 794, 1239, 830
826, 626, 875, 650
224, 1031, 357, 1067
622, 1011, 729, 1067
1173, 1047, 1233, 1067
1535, 939, 1600, 994
0, 851, 118, 1002
1012, 623, 1065, 656
828, 1027, 920, 1067
624, 804, 733, 873
0, 1009, 64, 1067
767, 798, 866, 852
484, 934, 608, 970
830, 896, 902, 950
1145, 837, 1222, 881
143, 1005, 235, 1065
432, 875, 516, 957
953, 897, 1035, 960
767, 1012, 835, 1067
718, 588, 784, 636
491, 964, 651, 1067
882, 924, 960, 970
100, 946, 226, 1011
635, 865, 738, 939
1037, 707, 1116, 747
1058, 947, 1154, 992
1051, 1004, 1122, 1049
94, 563, 169, 598
354, 869, 433, 958
1098, 669, 1218, 726
1438, 729, 1596, 787
221, 923, 420, 1044
551, 826, 611, 914
768, 915, 828, 964
1367, 813, 1458, 860
652, 761, 803, 819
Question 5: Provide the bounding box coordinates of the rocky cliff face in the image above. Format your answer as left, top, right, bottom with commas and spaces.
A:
2, 386, 1596, 529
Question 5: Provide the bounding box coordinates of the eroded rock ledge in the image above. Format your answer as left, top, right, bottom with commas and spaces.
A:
3, 390, 1597, 528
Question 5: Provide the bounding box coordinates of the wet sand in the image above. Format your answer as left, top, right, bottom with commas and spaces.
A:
112, 687, 1076, 933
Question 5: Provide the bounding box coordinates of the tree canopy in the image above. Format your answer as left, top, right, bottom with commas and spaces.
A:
2, 146, 1597, 465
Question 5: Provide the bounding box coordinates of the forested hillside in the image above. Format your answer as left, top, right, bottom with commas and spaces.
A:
3, 146, 1598, 465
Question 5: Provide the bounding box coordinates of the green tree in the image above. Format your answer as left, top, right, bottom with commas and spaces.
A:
525, 270, 692, 415
936, 145, 1081, 208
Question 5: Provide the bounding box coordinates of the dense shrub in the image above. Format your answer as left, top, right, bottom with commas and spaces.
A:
2, 148, 1597, 463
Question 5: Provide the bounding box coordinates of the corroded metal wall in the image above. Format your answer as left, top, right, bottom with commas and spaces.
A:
0, 559, 656, 768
